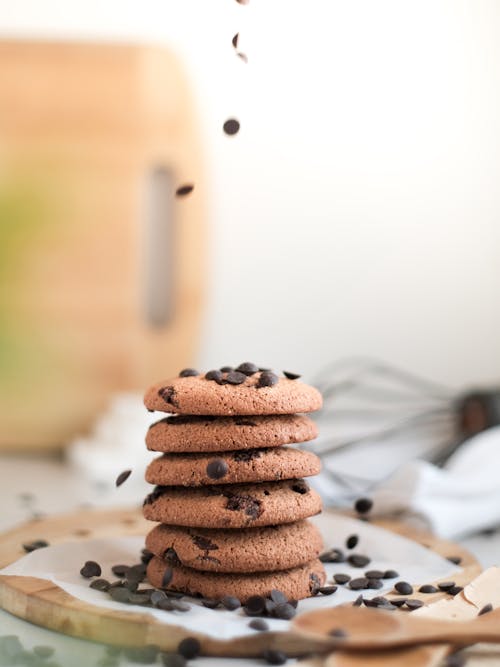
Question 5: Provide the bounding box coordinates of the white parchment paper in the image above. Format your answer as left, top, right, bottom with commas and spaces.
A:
0, 513, 459, 640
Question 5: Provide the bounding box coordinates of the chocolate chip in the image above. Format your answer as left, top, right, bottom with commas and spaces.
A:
161, 567, 173, 588
309, 572, 322, 594
291, 479, 309, 494
447, 555, 462, 565
128, 592, 152, 605
366, 579, 383, 589
201, 598, 220, 609
109, 587, 131, 603
158, 386, 177, 406
347, 554, 370, 568
249, 618, 269, 631
346, 534, 359, 549
191, 535, 219, 551
111, 564, 129, 577
157, 597, 175, 611
179, 368, 198, 377
319, 586, 337, 596
225, 370, 247, 385
161, 654, 187, 667
365, 570, 384, 579
223, 118, 240, 136
353, 594, 363, 606
257, 371, 279, 388
151, 590, 167, 606
205, 370, 223, 382
126, 563, 147, 583
220, 366, 233, 372
177, 637, 200, 659
22, 539, 49, 552
320, 548, 345, 563
329, 628, 348, 638
437, 581, 456, 592
141, 549, 154, 564
419, 584, 438, 594
383, 569, 399, 579
395, 581, 413, 595
270, 589, 288, 604
244, 594, 266, 615
233, 449, 262, 462
235, 362, 259, 375
115, 469, 131, 487
225, 493, 262, 518
391, 598, 408, 607
363, 597, 379, 607
232, 33, 239, 48
33, 646, 55, 659
334, 573, 351, 584
164, 548, 181, 566
354, 497, 373, 514
448, 585, 463, 596
175, 184, 194, 198
80, 560, 102, 578
478, 603, 493, 616
274, 602, 296, 619
283, 371, 301, 380
221, 595, 241, 610
206, 458, 229, 480
405, 599, 424, 611
263, 649, 288, 665
349, 578, 369, 590
90, 578, 111, 591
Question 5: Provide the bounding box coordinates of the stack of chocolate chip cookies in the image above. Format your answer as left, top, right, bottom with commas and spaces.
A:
142, 364, 326, 603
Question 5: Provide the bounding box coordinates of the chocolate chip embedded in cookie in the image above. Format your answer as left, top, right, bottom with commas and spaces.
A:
146, 414, 318, 453
145, 520, 324, 573
145, 447, 321, 487
146, 555, 326, 602
144, 372, 322, 415
142, 479, 322, 528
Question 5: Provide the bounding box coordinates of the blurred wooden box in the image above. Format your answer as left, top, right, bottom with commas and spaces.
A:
0, 41, 205, 451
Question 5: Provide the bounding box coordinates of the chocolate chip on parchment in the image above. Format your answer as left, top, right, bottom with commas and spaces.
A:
22, 539, 49, 552
365, 570, 384, 579
128, 592, 152, 606
478, 603, 493, 616
383, 569, 399, 579
109, 587, 131, 603
353, 594, 363, 606
205, 370, 223, 382
126, 563, 147, 583
283, 371, 301, 380
391, 598, 408, 607
354, 497, 373, 514
257, 371, 279, 388
320, 548, 345, 563
249, 618, 269, 631
177, 637, 200, 660
225, 370, 247, 385
221, 595, 241, 610
179, 368, 198, 377
395, 581, 413, 595
151, 590, 167, 606
244, 594, 266, 616
334, 573, 351, 584
319, 586, 338, 596
437, 581, 456, 592
447, 555, 462, 565
346, 534, 359, 549
111, 564, 129, 577
366, 579, 383, 589
349, 578, 369, 590
236, 362, 259, 375
448, 585, 463, 596
90, 578, 111, 591
80, 561, 102, 578
206, 458, 229, 480
270, 589, 288, 604
115, 470, 132, 487
274, 602, 296, 619
419, 584, 438, 594
291, 479, 309, 494
263, 649, 288, 665
175, 184, 194, 198
201, 598, 220, 609
347, 554, 370, 568
406, 599, 424, 610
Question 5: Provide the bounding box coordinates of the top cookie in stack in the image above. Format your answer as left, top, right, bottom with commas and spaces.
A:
143, 364, 326, 603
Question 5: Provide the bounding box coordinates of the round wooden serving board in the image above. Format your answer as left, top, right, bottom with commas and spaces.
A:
0, 507, 481, 657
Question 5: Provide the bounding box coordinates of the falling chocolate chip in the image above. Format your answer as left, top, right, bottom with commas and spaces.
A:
236, 362, 259, 375
115, 470, 131, 487
177, 638, 200, 660
225, 370, 247, 385
291, 479, 309, 494
223, 118, 240, 136
80, 561, 102, 578
232, 33, 239, 48
205, 370, 223, 382
419, 584, 438, 594
346, 534, 359, 549
395, 581, 413, 595
283, 371, 301, 380
347, 554, 370, 568
257, 371, 279, 388
22, 539, 49, 553
354, 497, 373, 514
179, 368, 198, 377
175, 184, 194, 197
206, 458, 228, 480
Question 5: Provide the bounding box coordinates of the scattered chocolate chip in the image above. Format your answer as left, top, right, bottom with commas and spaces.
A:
249, 618, 269, 631
201, 598, 220, 609
406, 599, 424, 610
236, 362, 259, 375
283, 371, 301, 380
179, 368, 198, 377
33, 645, 55, 658
291, 479, 309, 494
366, 579, 383, 589
349, 578, 369, 590
22, 539, 49, 552
161, 567, 173, 588
478, 603, 493, 616
346, 534, 359, 550
347, 554, 370, 568
80, 561, 102, 578
270, 589, 287, 604
395, 581, 413, 595
419, 584, 438, 594
175, 184, 194, 198
263, 649, 288, 665
225, 493, 262, 519
382, 569, 399, 579
378, 602, 398, 611
129, 592, 152, 605
151, 590, 167, 606
177, 637, 200, 660
225, 370, 247, 385
115, 469, 132, 487
111, 564, 129, 578
157, 597, 175, 611
109, 587, 131, 603
257, 371, 279, 388
221, 595, 241, 610
448, 585, 463, 596
365, 570, 384, 579
223, 118, 240, 136
363, 597, 379, 607
353, 594, 363, 606
265, 598, 277, 614
354, 497, 373, 514
126, 563, 147, 583
161, 654, 187, 667
206, 458, 229, 480
447, 555, 462, 565
318, 586, 337, 596
390, 597, 407, 607
329, 628, 348, 638
320, 548, 345, 563
437, 581, 456, 592
334, 573, 351, 584
274, 602, 296, 619
244, 594, 266, 615
90, 578, 111, 591
205, 370, 223, 382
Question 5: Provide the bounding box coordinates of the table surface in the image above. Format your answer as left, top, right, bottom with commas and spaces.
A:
1, 455, 499, 667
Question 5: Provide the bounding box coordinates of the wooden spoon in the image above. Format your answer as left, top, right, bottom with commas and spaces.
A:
293, 604, 500, 651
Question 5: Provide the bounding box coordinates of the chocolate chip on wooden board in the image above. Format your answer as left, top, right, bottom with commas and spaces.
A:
394, 581, 413, 595
22, 539, 49, 552
177, 637, 201, 660
263, 649, 288, 665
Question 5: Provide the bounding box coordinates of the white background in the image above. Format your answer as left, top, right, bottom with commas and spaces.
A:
2, 0, 500, 387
